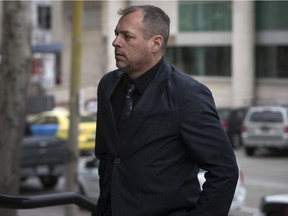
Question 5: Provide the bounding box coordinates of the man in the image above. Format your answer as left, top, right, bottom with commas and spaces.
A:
94, 5, 238, 216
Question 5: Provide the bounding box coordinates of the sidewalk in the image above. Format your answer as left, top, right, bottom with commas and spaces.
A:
18, 176, 92, 216
18, 206, 90, 216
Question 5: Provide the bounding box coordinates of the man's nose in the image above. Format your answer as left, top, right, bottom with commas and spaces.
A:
112, 36, 120, 47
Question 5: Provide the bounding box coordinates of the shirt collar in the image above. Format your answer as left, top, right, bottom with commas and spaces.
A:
133, 57, 164, 93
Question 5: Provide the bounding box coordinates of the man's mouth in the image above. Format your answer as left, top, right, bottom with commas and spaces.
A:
115, 51, 124, 56
115, 52, 125, 60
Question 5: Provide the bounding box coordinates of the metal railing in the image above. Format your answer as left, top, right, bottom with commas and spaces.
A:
0, 192, 97, 214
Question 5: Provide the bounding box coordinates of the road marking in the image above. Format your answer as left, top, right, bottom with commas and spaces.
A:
246, 178, 288, 190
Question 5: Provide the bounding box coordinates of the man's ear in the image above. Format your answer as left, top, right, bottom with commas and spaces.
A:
151, 35, 163, 53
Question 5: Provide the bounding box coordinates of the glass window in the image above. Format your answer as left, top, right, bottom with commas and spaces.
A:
250, 111, 283, 123
256, 46, 288, 78
165, 46, 231, 76
256, 1, 288, 30
38, 5, 51, 30
178, 1, 231, 31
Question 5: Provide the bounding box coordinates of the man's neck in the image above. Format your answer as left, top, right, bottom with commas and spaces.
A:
126, 56, 163, 80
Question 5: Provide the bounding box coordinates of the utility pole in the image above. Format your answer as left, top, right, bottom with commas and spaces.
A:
65, 1, 83, 216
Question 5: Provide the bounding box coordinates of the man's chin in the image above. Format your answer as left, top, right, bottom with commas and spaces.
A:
115, 61, 126, 70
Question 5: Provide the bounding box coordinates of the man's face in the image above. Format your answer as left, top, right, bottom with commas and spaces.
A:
112, 11, 154, 76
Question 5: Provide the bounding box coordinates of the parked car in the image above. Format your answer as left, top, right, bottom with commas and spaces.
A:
78, 156, 100, 201
77, 156, 246, 211
29, 108, 96, 155
21, 136, 67, 189
241, 105, 288, 156
217, 107, 248, 148
254, 194, 288, 216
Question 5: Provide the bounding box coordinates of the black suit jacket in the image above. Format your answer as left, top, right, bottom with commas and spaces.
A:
94, 61, 238, 216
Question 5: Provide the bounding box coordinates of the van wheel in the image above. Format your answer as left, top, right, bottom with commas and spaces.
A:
39, 176, 59, 189
245, 147, 255, 156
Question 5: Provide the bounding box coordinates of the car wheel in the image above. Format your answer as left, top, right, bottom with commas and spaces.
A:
245, 147, 255, 156
39, 176, 59, 189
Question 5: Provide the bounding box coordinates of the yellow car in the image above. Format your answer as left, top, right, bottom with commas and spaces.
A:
29, 108, 96, 155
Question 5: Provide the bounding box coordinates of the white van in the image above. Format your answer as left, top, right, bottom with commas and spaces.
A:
241, 105, 288, 156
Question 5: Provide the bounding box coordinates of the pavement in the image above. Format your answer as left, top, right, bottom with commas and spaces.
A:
18, 207, 91, 216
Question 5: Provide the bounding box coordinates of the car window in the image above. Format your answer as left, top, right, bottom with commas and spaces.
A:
217, 109, 231, 120
249, 111, 283, 123
236, 109, 247, 120
33, 116, 59, 124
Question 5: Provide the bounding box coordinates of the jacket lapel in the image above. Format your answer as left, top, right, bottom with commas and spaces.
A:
119, 62, 171, 157
103, 71, 123, 154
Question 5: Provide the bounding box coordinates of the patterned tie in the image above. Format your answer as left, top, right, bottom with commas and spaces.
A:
122, 82, 136, 117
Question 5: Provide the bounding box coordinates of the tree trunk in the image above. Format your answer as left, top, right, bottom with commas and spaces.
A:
0, 1, 31, 216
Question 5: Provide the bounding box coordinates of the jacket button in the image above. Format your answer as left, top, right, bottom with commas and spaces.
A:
114, 158, 120, 164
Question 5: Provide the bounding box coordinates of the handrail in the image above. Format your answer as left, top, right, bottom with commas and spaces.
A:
0, 192, 97, 214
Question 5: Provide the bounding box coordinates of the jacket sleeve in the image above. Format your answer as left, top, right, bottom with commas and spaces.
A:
95, 76, 109, 192
179, 81, 239, 216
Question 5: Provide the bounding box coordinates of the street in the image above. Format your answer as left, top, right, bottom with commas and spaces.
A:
17, 148, 288, 216
230, 148, 288, 216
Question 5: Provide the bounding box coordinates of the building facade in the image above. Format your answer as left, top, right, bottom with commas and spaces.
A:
1, 1, 287, 110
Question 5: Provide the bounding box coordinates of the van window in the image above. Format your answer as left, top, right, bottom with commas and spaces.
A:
250, 111, 283, 123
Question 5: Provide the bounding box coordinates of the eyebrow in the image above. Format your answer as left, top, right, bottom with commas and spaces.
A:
114, 29, 132, 35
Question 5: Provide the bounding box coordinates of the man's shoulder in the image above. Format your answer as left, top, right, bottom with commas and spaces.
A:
102, 69, 123, 80
165, 64, 212, 97
99, 69, 123, 85
168, 65, 202, 87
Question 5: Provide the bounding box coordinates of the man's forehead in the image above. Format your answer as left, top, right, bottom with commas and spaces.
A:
115, 13, 144, 32
119, 10, 144, 23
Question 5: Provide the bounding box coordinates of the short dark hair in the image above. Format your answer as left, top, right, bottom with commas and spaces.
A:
118, 5, 170, 51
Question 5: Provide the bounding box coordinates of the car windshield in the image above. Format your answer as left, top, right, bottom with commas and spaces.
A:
250, 111, 283, 123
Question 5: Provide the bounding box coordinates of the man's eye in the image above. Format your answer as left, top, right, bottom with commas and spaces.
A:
124, 35, 132, 40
